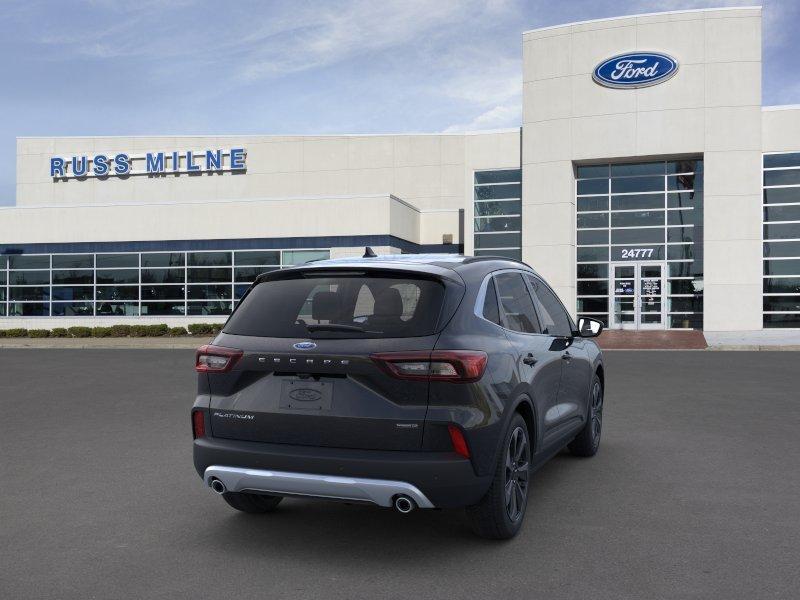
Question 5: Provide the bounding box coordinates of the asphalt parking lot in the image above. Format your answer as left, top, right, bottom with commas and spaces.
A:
1, 350, 799, 599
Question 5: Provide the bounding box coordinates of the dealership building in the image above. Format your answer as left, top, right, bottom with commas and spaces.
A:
2, 5, 799, 335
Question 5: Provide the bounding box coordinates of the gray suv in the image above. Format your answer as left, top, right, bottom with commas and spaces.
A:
192, 253, 604, 539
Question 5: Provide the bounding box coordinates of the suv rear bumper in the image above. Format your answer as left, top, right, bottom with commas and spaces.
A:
194, 437, 492, 508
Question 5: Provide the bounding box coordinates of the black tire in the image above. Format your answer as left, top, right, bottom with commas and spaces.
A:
221, 491, 283, 514
466, 413, 531, 540
568, 373, 603, 457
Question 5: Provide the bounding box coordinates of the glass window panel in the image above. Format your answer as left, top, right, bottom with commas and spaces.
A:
282, 250, 330, 266
10, 287, 49, 301
141, 302, 185, 316
763, 277, 800, 294
8, 302, 49, 316
669, 314, 703, 329
474, 200, 521, 217
577, 281, 608, 296
763, 296, 800, 312
611, 176, 663, 194
474, 233, 521, 249
0, 304, 5, 316
577, 212, 608, 229
9, 255, 49, 269
474, 183, 522, 200
764, 153, 800, 168
667, 245, 694, 260
764, 314, 800, 328
611, 246, 665, 261
474, 170, 521, 184
52, 270, 93, 284
141, 252, 185, 267
764, 259, 800, 276
668, 191, 702, 209
576, 179, 607, 195
667, 160, 702, 174
481, 277, 501, 325
764, 223, 800, 240
576, 165, 608, 179
9, 271, 50, 285
187, 251, 232, 266
577, 230, 608, 245
764, 205, 800, 222
610, 194, 664, 210
577, 264, 608, 279
0, 271, 5, 285
141, 285, 185, 300
474, 216, 521, 232
763, 188, 800, 204
667, 209, 699, 225
669, 297, 703, 312
0, 289, 5, 301
668, 227, 694, 244
95, 269, 138, 284
0, 255, 6, 269
187, 284, 232, 300
52, 302, 94, 316
611, 228, 665, 244
96, 302, 138, 316
187, 301, 233, 315
577, 247, 609, 262
96, 286, 139, 301
473, 248, 522, 260
577, 197, 608, 212
667, 174, 700, 191
52, 286, 93, 301
187, 267, 231, 283
528, 276, 573, 337
141, 268, 185, 284
764, 241, 800, 258
610, 162, 664, 176
96, 254, 138, 268
493, 273, 540, 334
611, 210, 665, 227
234, 266, 277, 282
764, 169, 800, 187
52, 254, 93, 269
668, 262, 696, 277
234, 250, 280, 266
668, 279, 703, 295
577, 298, 608, 312
234, 284, 250, 299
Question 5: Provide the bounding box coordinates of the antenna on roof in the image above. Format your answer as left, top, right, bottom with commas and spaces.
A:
363, 246, 377, 258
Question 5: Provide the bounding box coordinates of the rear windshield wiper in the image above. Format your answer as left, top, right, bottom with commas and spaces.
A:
304, 323, 378, 333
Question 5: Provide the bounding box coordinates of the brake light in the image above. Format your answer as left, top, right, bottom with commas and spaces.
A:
448, 424, 470, 458
370, 350, 488, 383
192, 410, 206, 439
195, 345, 243, 373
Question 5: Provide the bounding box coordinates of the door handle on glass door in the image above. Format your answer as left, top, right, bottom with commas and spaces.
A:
522, 353, 537, 366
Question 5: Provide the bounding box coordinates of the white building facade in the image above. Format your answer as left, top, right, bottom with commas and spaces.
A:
2, 6, 799, 333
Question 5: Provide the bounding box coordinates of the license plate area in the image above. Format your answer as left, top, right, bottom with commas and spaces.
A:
279, 380, 333, 410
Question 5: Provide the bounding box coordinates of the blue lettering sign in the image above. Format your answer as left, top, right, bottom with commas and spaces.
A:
146, 152, 165, 173
72, 156, 88, 177
93, 154, 109, 176
113, 153, 130, 175
206, 149, 222, 170
186, 150, 200, 172
171, 151, 180, 172
593, 52, 678, 89
50, 157, 65, 177
230, 147, 246, 170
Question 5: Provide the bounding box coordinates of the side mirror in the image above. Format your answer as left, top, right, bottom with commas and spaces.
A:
577, 317, 603, 338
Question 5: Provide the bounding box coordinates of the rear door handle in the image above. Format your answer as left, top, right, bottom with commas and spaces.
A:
522, 353, 537, 366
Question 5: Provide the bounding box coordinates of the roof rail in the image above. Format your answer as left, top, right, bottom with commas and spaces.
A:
462, 255, 532, 268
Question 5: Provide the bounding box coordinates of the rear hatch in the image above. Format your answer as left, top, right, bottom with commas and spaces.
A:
202, 264, 464, 451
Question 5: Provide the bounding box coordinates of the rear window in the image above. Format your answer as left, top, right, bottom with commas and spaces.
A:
224, 274, 446, 338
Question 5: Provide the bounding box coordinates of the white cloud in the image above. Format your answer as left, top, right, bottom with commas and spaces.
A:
443, 103, 521, 132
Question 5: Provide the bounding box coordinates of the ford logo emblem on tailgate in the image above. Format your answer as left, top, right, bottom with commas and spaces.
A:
593, 52, 678, 89
293, 341, 317, 350
288, 388, 323, 402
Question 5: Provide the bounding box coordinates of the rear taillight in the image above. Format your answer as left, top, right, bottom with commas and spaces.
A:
192, 410, 206, 439
370, 350, 488, 383
448, 424, 470, 458
195, 345, 243, 373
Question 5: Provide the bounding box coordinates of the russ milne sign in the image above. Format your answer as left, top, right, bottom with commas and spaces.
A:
593, 52, 678, 89
50, 148, 246, 179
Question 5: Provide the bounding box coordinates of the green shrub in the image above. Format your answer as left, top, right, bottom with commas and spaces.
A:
211, 324, 223, 334
50, 328, 69, 338
129, 325, 148, 337
28, 329, 51, 338
0, 329, 5, 338
68, 326, 92, 338
145, 324, 169, 337
4, 328, 28, 338
91, 327, 113, 338
168, 326, 188, 337
188, 323, 216, 335
109, 324, 132, 337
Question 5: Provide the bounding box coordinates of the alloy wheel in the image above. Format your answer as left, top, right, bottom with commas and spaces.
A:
504, 426, 530, 522
591, 381, 603, 445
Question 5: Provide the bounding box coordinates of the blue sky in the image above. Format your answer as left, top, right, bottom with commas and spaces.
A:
1, 0, 798, 206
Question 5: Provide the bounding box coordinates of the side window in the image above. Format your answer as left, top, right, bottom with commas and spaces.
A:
494, 272, 541, 334
527, 275, 572, 337
482, 277, 500, 325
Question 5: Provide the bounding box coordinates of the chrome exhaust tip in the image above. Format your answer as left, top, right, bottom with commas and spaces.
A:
394, 495, 415, 514
209, 478, 227, 495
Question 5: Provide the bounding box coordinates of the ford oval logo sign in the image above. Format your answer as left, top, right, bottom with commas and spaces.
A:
293, 341, 317, 350
593, 52, 678, 89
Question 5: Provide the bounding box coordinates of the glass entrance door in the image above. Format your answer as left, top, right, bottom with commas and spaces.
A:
610, 262, 666, 330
